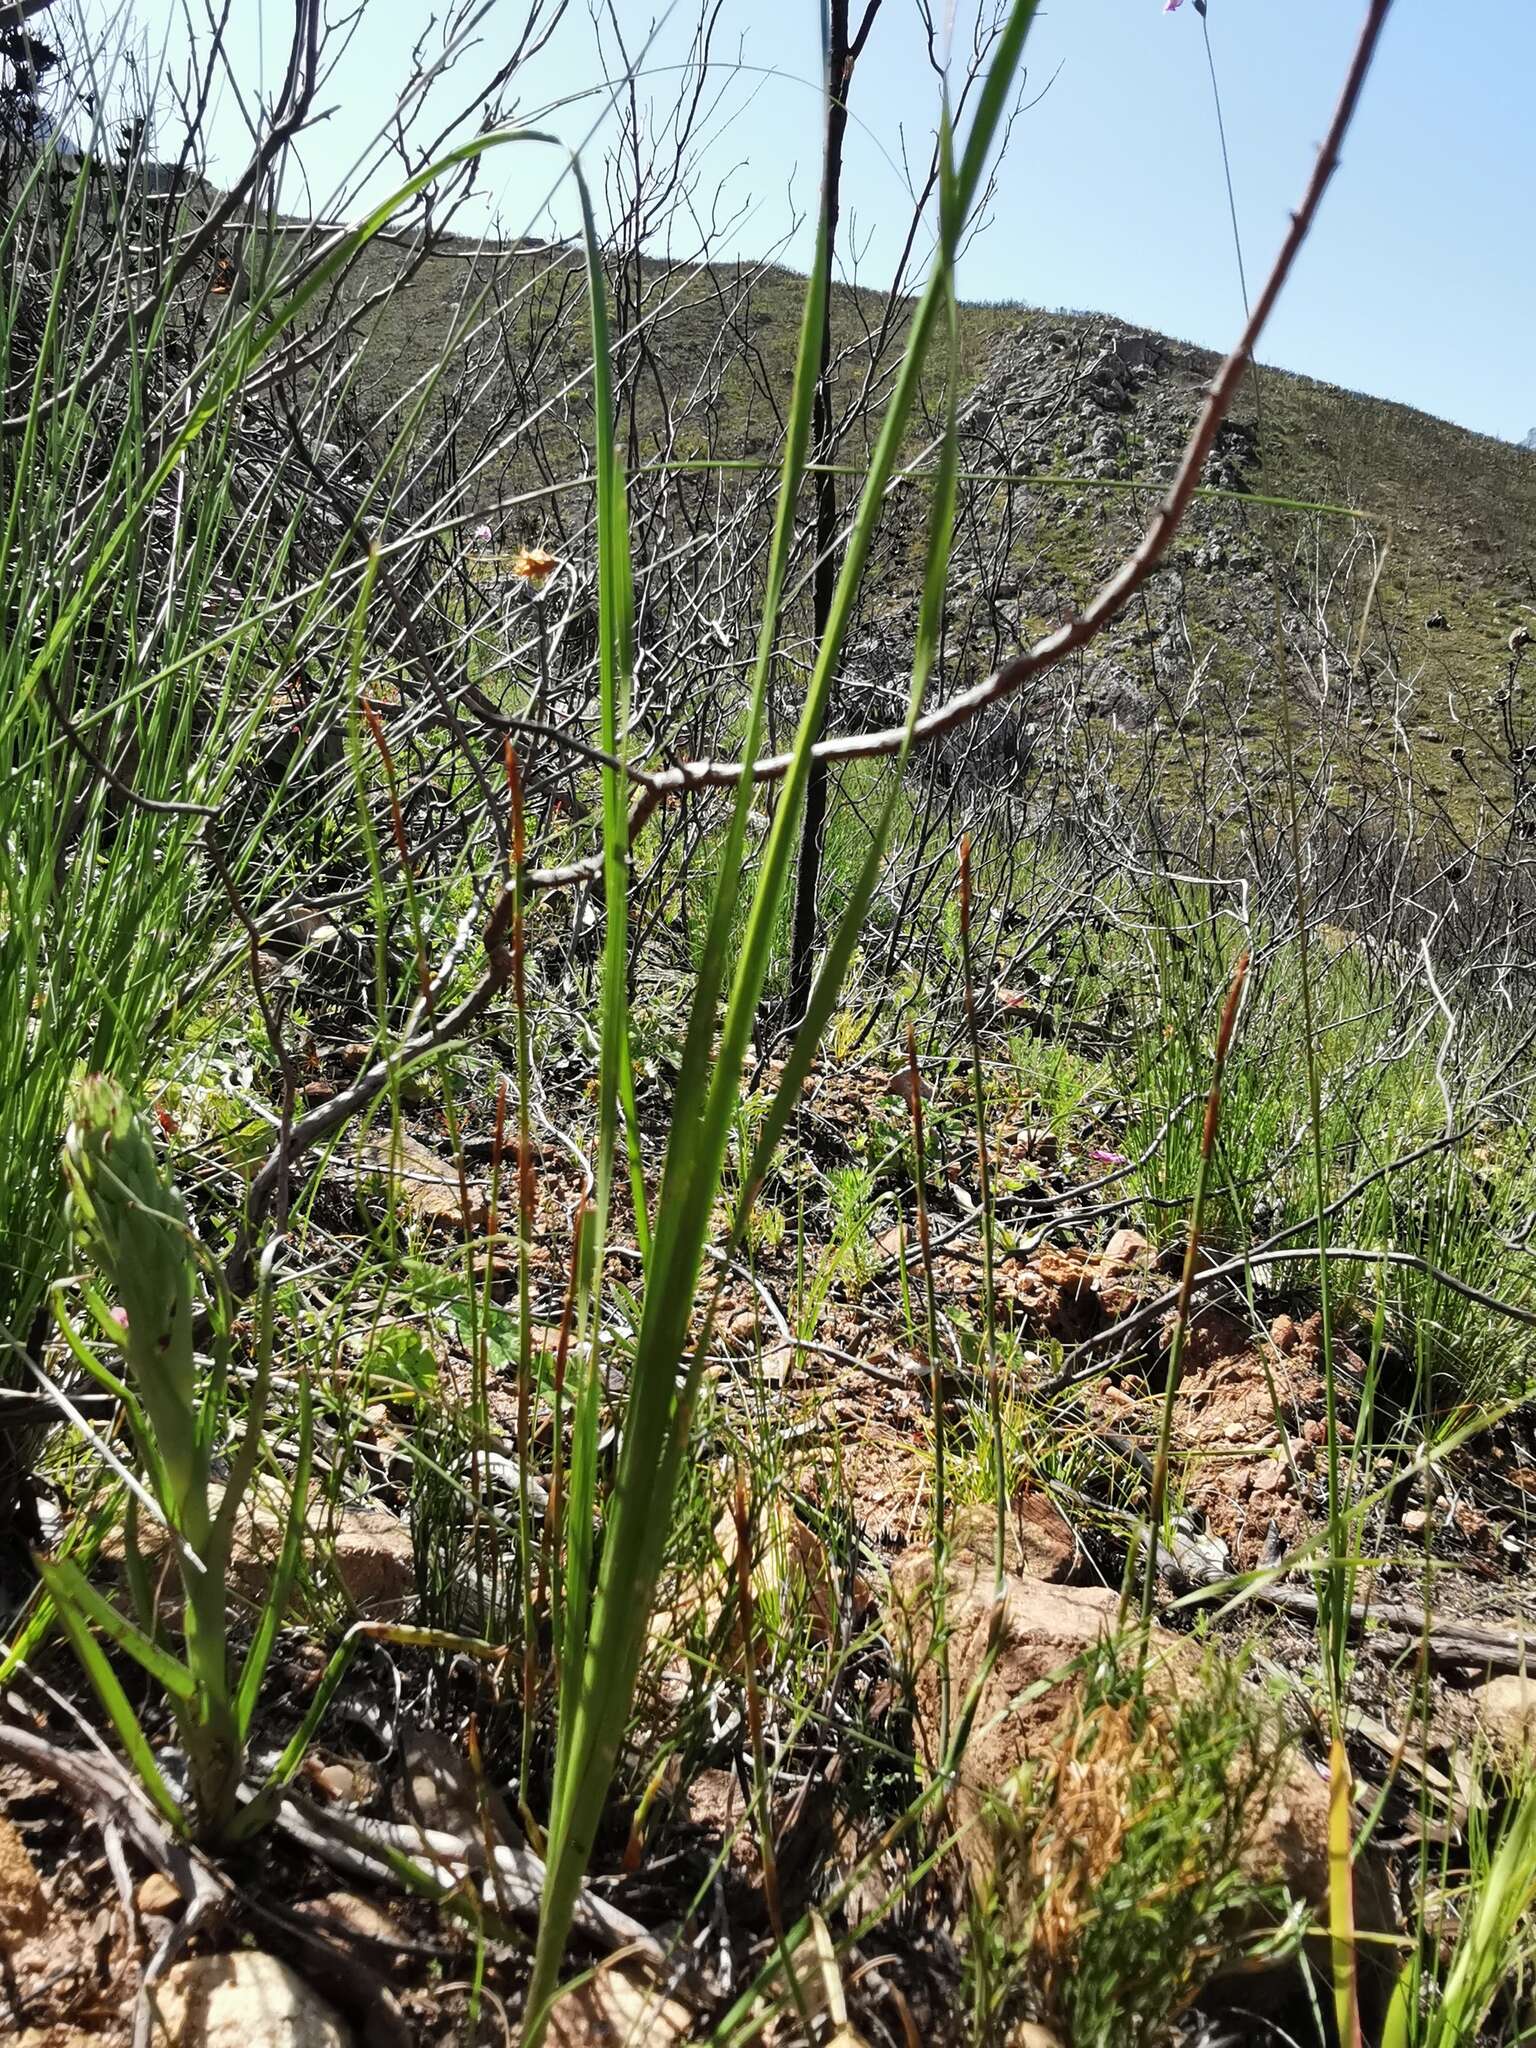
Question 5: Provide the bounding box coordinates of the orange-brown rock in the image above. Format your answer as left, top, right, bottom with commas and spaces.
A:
886, 1529, 1392, 1945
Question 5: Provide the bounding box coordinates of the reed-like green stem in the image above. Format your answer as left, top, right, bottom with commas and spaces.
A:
958, 834, 1006, 1585
1136, 950, 1250, 1632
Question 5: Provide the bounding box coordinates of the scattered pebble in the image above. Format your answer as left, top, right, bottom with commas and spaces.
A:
136, 1871, 182, 1917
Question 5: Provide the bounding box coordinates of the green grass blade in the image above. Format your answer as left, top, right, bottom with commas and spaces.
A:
35, 1555, 185, 1828
236, 1374, 314, 1742
548, 158, 636, 1817
526, 22, 1031, 2030
731, 107, 962, 1246
35, 1552, 196, 1703
1425, 1773, 1536, 2048
645, 206, 832, 1259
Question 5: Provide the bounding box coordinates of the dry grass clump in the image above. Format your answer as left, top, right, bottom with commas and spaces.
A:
982, 1651, 1301, 2048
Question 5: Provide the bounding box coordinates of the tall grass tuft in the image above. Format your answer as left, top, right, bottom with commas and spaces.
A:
0, 99, 508, 1506
523, 8, 1041, 2029
1384, 1770, 1536, 2048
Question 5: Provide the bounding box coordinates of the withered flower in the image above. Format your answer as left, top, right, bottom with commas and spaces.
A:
511, 545, 559, 590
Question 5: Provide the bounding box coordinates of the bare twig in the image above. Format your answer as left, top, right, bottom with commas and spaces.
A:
1177, 1580, 1533, 1678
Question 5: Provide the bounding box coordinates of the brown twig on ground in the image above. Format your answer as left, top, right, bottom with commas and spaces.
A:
272, 1789, 665, 1960
1176, 1581, 1534, 1678
0, 1709, 226, 2048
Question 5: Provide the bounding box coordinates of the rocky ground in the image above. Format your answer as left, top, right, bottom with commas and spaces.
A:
3, 1045, 1535, 2046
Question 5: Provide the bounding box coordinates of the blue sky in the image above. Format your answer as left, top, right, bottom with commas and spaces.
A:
107, 2, 1535, 443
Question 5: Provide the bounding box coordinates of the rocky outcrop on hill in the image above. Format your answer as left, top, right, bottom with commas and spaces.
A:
845, 308, 1535, 853
873, 317, 1277, 782
962, 320, 1248, 490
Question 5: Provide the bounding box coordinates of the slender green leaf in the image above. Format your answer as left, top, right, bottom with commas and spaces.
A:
236, 1375, 314, 1742
36, 1552, 196, 1702
527, 16, 1039, 2032
35, 1555, 184, 1827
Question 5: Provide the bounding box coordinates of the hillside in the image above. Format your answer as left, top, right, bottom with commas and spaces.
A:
342, 231, 1536, 828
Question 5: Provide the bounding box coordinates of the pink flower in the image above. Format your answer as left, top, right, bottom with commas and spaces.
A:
1089, 1147, 1129, 1167
1164, 1, 1183, 10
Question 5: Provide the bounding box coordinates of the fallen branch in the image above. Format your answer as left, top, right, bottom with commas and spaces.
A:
0, 1701, 229, 2048
0, 1709, 222, 1909
1182, 1580, 1533, 1678
274, 1789, 665, 1963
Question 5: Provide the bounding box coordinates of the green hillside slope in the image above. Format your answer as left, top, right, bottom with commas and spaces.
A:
337, 230, 1535, 841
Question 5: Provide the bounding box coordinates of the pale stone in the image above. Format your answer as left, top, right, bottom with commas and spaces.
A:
1472, 1673, 1536, 1768
136, 1871, 182, 1917
352, 1132, 487, 1235
292, 1892, 400, 1949
948, 1496, 1076, 1585
146, 1952, 352, 2047
108, 1489, 413, 1619
1100, 1227, 1153, 1273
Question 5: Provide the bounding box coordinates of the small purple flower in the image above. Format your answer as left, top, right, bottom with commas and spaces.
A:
472, 523, 494, 547
1089, 1147, 1129, 1167
1164, 1, 1183, 11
